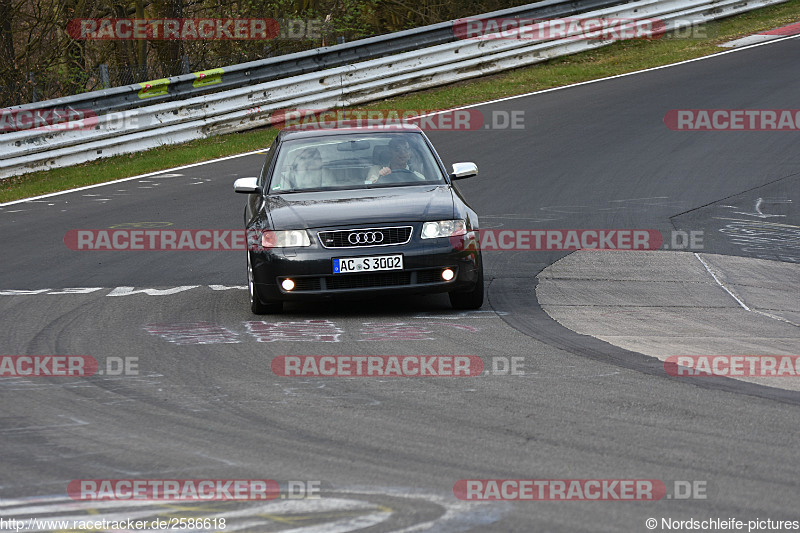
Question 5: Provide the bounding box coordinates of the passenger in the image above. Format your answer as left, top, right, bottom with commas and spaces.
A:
289, 147, 327, 189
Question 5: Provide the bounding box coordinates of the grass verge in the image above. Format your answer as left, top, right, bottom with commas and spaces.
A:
2, 0, 798, 203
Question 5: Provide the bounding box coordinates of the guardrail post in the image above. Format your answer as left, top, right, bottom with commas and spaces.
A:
99, 64, 111, 89
27, 73, 37, 102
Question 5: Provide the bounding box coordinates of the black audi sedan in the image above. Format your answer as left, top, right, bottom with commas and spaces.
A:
234, 123, 482, 314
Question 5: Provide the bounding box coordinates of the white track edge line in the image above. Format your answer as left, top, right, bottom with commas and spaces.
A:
695, 252, 750, 310
0, 148, 268, 207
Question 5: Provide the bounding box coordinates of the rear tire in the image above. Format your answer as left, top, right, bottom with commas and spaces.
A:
248, 253, 282, 314
449, 269, 484, 310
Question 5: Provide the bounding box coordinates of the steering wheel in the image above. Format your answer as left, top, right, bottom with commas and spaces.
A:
377, 169, 417, 183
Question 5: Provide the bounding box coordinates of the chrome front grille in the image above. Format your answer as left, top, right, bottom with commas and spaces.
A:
317, 226, 413, 248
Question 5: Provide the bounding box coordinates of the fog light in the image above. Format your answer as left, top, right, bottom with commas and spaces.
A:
441, 268, 455, 281
281, 279, 295, 291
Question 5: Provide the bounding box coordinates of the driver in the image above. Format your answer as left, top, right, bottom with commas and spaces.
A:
366, 138, 425, 183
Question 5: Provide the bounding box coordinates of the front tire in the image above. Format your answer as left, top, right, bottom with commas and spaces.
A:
449, 269, 484, 310
248, 252, 282, 314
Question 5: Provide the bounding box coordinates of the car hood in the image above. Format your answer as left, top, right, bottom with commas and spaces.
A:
266, 185, 455, 229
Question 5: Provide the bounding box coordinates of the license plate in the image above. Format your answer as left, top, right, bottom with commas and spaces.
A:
333, 254, 403, 274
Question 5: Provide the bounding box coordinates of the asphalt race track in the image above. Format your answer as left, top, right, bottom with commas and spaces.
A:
1, 36, 799, 531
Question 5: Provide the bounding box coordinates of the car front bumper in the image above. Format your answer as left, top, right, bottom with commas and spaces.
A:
249, 235, 481, 302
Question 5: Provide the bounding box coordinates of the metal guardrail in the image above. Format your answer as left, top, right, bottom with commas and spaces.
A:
0, 0, 790, 178
5, 0, 628, 116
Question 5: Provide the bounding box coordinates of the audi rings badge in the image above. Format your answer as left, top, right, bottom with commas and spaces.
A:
348, 231, 385, 245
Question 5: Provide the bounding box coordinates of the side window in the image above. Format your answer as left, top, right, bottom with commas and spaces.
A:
257, 140, 278, 188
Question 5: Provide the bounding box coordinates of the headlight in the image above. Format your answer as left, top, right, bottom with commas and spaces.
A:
421, 220, 466, 239
262, 230, 311, 248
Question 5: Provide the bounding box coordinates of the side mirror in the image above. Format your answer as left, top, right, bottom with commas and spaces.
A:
234, 177, 260, 194
450, 162, 478, 180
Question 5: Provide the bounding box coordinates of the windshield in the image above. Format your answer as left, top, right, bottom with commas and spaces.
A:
268, 132, 446, 193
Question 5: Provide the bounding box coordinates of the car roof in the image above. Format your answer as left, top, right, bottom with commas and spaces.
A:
276, 121, 423, 141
